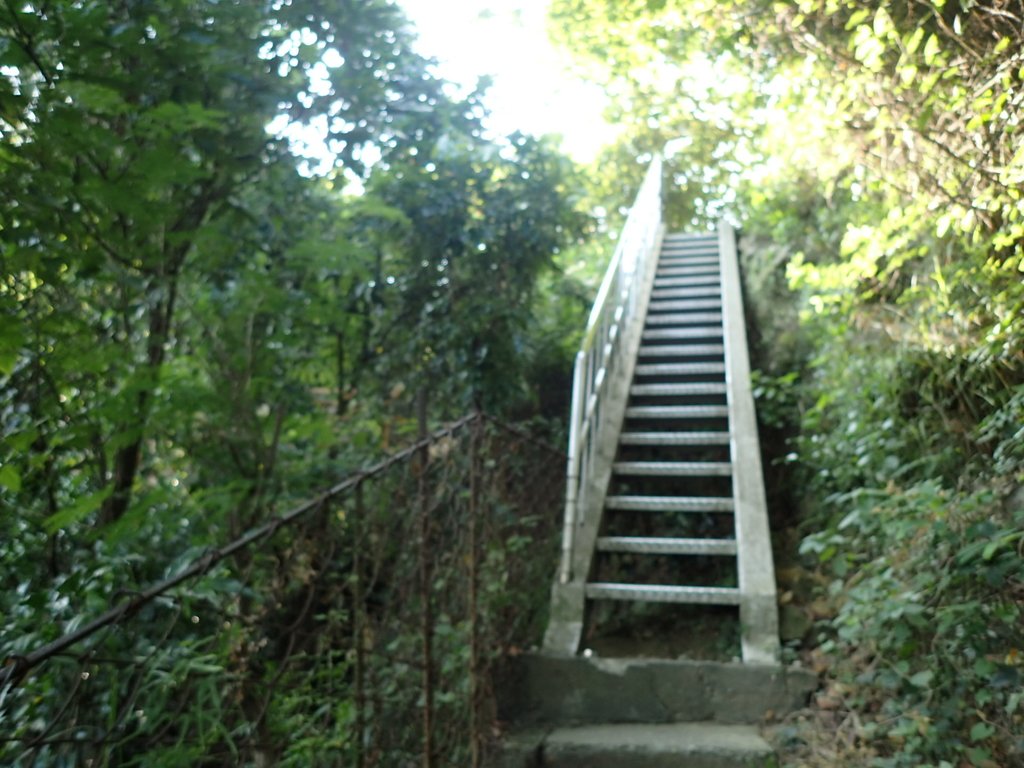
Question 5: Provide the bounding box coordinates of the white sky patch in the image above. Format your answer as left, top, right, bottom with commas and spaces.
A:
268, 0, 615, 177
397, 0, 616, 162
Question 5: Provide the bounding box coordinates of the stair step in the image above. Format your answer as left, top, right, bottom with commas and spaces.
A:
660, 243, 718, 253
663, 233, 717, 241
625, 405, 729, 419
658, 261, 719, 271
650, 287, 721, 300
648, 298, 723, 312
658, 258, 719, 270
634, 362, 726, 376
641, 327, 721, 341
659, 247, 716, 257
499, 655, 819, 728
585, 583, 741, 605
638, 344, 724, 357
613, 461, 732, 477
537, 723, 770, 767
619, 431, 730, 446
654, 275, 720, 288
597, 536, 738, 555
656, 263, 720, 276
606, 495, 734, 512
655, 253, 720, 266
645, 311, 723, 327
630, 382, 727, 396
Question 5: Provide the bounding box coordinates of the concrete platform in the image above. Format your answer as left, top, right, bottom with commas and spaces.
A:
498, 653, 816, 727
490, 723, 775, 768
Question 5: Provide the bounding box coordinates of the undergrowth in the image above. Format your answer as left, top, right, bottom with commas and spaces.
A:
742, 188, 1024, 768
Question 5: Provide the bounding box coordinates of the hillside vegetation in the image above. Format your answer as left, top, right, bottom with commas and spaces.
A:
1, 2, 588, 764
2, 0, 1022, 766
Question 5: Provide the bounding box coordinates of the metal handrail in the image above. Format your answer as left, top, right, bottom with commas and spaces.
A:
558, 156, 662, 583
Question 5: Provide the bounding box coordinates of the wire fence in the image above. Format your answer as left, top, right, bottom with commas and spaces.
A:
0, 413, 564, 767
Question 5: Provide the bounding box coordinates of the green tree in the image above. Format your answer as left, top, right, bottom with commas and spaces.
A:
1, 2, 592, 763
0, 0, 446, 530
365, 131, 590, 414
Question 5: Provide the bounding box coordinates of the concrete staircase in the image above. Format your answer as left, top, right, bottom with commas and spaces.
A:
545, 226, 779, 663
488, 158, 811, 767
588, 232, 749, 616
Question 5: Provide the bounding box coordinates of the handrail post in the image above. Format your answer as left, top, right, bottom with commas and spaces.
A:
559, 352, 586, 583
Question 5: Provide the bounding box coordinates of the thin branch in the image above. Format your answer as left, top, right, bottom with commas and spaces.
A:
3, 0, 54, 86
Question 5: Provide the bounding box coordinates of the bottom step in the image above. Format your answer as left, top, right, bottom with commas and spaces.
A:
491, 723, 772, 768
498, 654, 818, 728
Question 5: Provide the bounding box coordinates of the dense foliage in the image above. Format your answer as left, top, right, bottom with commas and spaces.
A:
1, 0, 589, 763
1, 414, 564, 767
550, 0, 1023, 765
4, 0, 1022, 763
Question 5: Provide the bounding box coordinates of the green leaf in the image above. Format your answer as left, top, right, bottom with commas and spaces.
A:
920, 69, 943, 95
969, 721, 994, 743
983, 532, 1023, 561
908, 669, 933, 687
43, 486, 113, 534
845, 9, 870, 30
905, 27, 925, 54
0, 464, 22, 492
6, 428, 38, 452
1007, 691, 1022, 715
966, 747, 992, 766
0, 321, 26, 376
973, 657, 997, 678
103, 485, 176, 544
65, 81, 131, 114
923, 34, 942, 66
872, 7, 891, 37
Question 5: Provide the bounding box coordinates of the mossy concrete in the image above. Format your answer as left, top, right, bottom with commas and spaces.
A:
498, 653, 816, 727
490, 723, 775, 768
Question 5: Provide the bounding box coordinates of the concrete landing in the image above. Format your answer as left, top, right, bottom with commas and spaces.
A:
492, 723, 774, 768
499, 653, 815, 727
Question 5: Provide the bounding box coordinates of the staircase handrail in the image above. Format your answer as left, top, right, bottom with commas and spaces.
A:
558, 156, 662, 583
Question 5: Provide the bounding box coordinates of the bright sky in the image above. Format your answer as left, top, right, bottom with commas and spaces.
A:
396, 0, 617, 162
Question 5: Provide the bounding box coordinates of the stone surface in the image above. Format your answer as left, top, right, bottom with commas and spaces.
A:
489, 723, 775, 768
499, 653, 816, 727
486, 729, 544, 768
